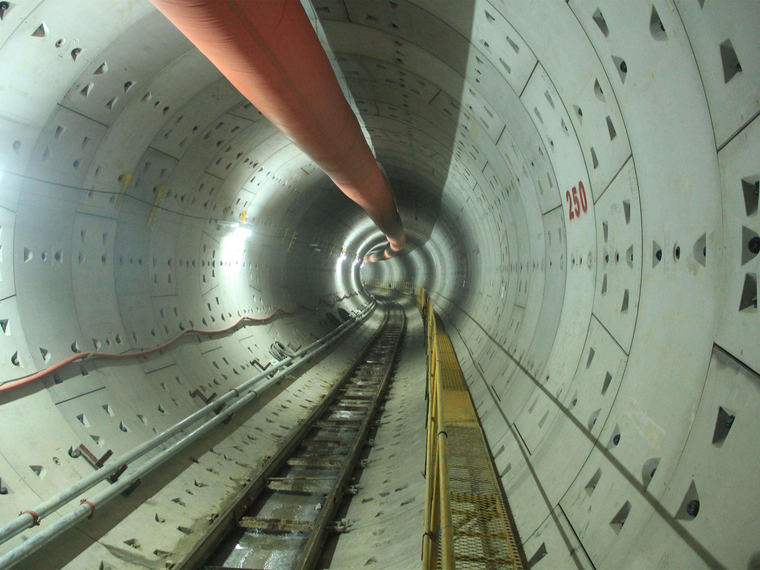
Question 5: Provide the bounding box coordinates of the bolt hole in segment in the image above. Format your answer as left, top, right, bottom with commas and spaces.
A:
192, 303, 405, 569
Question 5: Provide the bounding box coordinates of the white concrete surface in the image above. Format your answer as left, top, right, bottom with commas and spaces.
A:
330, 294, 426, 570
0, 0, 757, 568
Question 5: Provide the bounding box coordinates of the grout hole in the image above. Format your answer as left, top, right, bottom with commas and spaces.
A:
601, 372, 612, 395
594, 79, 606, 102
650, 6, 667, 40
711, 406, 735, 447
592, 8, 610, 37
610, 501, 632, 534
642, 457, 660, 490
612, 55, 627, 83
585, 468, 602, 495
741, 177, 758, 216
506, 36, 519, 54
621, 289, 629, 313
739, 273, 757, 312
606, 116, 617, 140
653, 241, 662, 267
720, 39, 742, 83
675, 480, 700, 521
744, 227, 760, 265
31, 22, 48, 37
588, 408, 601, 431
694, 233, 707, 267
607, 424, 621, 448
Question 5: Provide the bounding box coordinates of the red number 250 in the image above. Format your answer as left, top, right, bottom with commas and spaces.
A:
565, 181, 588, 221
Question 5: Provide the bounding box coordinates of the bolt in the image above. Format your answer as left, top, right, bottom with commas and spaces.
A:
612, 433, 620, 446
686, 499, 700, 517
0, 2, 9, 11
749, 236, 760, 255
620, 61, 628, 73
650, 467, 657, 479
0, 486, 7, 495
656, 249, 662, 261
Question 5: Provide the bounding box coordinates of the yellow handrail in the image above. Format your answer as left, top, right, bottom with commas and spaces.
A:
364, 280, 524, 569
417, 287, 455, 570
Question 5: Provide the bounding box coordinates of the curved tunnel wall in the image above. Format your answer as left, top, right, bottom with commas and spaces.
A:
0, 0, 758, 568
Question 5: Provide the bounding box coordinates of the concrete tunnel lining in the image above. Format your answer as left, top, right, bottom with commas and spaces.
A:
0, 0, 759, 568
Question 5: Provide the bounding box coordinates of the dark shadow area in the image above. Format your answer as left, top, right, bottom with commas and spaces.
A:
314, 0, 477, 274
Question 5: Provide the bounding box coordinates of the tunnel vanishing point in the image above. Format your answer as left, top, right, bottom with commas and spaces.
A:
0, 0, 758, 569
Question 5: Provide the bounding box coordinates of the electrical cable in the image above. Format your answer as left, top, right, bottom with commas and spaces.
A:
0, 289, 361, 395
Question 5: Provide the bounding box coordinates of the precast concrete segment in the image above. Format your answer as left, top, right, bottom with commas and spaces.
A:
0, 302, 373, 551
149, 0, 406, 256
14, 308, 388, 570
0, 304, 378, 570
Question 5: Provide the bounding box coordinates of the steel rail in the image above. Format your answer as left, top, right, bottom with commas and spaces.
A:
0, 301, 375, 570
296, 303, 406, 569
175, 302, 395, 569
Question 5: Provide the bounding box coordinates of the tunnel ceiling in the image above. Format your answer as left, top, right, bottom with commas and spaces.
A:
0, 0, 759, 568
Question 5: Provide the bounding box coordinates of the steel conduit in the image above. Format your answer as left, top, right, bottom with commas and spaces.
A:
0, 301, 375, 568
150, 0, 406, 259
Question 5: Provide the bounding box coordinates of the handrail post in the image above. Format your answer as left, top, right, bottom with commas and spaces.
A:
435, 344, 456, 570
421, 372, 437, 569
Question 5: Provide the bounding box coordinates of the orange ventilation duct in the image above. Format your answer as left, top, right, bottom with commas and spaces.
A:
150, 0, 405, 260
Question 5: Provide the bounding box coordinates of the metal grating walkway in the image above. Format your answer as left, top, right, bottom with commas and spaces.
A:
366, 280, 525, 570
445, 426, 523, 570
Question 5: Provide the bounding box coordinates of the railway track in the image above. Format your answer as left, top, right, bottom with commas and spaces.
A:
186, 301, 405, 570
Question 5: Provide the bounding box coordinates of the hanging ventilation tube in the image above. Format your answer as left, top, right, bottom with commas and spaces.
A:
150, 0, 406, 261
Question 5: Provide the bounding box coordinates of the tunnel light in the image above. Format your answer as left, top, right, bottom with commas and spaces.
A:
233, 226, 252, 237
338, 249, 348, 262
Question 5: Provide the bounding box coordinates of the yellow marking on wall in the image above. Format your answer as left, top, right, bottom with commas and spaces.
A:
146, 185, 165, 228
625, 397, 666, 451
287, 230, 298, 252
281, 227, 290, 243
115, 173, 132, 209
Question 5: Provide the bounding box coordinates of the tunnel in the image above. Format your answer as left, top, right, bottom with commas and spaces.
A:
0, 0, 758, 568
